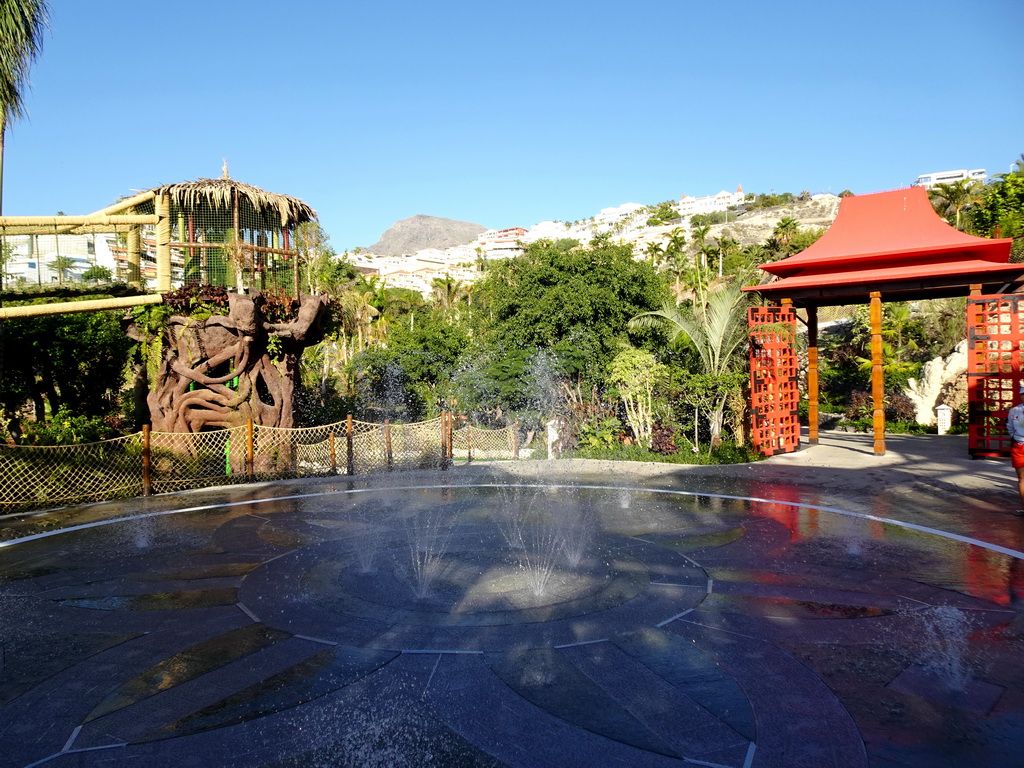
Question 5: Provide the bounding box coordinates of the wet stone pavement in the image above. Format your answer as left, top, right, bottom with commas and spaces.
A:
1, 434, 1024, 767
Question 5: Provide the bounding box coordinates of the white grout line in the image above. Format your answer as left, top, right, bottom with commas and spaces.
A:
422, 653, 442, 700
682, 756, 735, 768
236, 602, 260, 622
294, 634, 338, 646
60, 725, 81, 753
553, 638, 609, 649
743, 741, 757, 768
656, 608, 694, 628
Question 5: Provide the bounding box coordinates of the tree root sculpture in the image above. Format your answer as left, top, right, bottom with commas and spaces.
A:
127, 292, 329, 434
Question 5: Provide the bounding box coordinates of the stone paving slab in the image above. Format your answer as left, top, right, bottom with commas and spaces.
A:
2, 435, 1024, 766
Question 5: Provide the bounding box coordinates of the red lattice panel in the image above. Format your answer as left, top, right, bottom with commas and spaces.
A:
749, 306, 800, 456
967, 295, 1024, 458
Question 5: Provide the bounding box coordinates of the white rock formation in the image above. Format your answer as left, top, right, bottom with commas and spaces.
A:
904, 341, 968, 425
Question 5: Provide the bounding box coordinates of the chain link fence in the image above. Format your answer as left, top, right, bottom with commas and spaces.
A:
0, 416, 519, 514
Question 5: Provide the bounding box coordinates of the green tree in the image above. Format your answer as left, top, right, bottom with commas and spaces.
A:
928, 179, 983, 231
629, 268, 750, 446
0, 235, 14, 289
50, 254, 77, 284
0, 306, 132, 432
607, 345, 668, 449
294, 221, 336, 294
478, 237, 666, 383
772, 217, 800, 248
81, 264, 112, 282
430, 274, 467, 321
970, 157, 1024, 240
0, 0, 49, 216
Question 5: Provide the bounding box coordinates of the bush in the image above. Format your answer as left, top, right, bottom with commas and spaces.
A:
650, 423, 678, 455
565, 439, 763, 465
17, 407, 125, 445
885, 392, 917, 422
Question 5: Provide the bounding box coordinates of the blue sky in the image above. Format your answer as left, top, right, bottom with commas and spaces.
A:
5, 0, 1022, 251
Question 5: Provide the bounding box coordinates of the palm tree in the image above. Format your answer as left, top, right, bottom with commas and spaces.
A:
338, 288, 379, 355
628, 268, 750, 446
928, 180, 983, 231
0, 0, 49, 216
772, 217, 800, 249
644, 241, 664, 265
51, 254, 76, 284
430, 274, 467, 320
690, 224, 711, 267
714, 236, 739, 278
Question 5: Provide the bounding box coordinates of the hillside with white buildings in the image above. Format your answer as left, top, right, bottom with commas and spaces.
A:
348, 185, 838, 297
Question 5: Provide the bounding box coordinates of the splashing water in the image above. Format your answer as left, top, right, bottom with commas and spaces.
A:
496, 486, 562, 596
402, 506, 457, 599
918, 604, 972, 692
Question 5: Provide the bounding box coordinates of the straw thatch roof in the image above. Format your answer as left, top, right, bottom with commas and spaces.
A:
136, 177, 317, 228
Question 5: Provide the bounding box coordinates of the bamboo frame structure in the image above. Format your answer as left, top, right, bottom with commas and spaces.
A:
0, 292, 162, 319
0, 175, 315, 318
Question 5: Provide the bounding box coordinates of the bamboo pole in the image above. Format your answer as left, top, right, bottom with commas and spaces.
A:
513, 419, 520, 459
126, 227, 142, 287
89, 189, 157, 217
870, 291, 885, 455
807, 305, 819, 445
385, 420, 393, 470
155, 194, 171, 292
329, 432, 337, 475
0, 292, 162, 319
0, 213, 156, 228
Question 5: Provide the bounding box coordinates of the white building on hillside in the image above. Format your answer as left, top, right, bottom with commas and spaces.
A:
678, 185, 744, 217
472, 227, 527, 260
913, 169, 986, 188
593, 202, 647, 228
2, 233, 117, 286
522, 221, 572, 242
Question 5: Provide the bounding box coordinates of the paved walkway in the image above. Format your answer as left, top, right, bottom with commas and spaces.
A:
0, 431, 1022, 767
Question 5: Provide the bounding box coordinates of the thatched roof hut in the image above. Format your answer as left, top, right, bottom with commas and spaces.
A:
135, 176, 317, 229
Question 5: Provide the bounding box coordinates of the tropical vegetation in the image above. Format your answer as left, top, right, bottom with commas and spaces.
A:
5, 155, 1024, 462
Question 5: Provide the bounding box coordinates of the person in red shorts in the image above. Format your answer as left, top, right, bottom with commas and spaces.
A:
1008, 383, 1024, 515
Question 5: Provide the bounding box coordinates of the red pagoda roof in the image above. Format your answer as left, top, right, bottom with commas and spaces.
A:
747, 187, 1018, 305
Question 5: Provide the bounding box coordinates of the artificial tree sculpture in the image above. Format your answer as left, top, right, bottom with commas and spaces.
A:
127, 285, 330, 433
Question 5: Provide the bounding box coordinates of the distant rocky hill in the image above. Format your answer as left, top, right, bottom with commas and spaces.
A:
366, 215, 488, 256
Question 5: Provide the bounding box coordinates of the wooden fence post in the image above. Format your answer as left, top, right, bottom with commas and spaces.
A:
142, 424, 152, 497
448, 413, 455, 464
441, 412, 450, 471
246, 418, 255, 478
346, 414, 355, 475
467, 427, 473, 463
385, 420, 394, 470
513, 419, 520, 460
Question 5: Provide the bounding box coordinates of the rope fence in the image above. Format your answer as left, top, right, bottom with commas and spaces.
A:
0, 415, 519, 514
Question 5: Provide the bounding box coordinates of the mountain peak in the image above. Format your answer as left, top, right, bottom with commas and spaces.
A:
367, 215, 488, 256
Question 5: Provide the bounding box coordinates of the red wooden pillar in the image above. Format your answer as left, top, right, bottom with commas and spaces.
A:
869, 291, 885, 455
